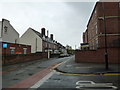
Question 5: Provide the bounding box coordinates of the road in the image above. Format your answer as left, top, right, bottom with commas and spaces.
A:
38, 71, 119, 89
2, 56, 120, 90
2, 57, 70, 88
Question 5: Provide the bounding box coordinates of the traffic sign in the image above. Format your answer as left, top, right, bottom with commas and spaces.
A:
3, 44, 8, 48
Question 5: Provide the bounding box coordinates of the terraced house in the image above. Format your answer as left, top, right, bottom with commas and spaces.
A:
20, 27, 65, 54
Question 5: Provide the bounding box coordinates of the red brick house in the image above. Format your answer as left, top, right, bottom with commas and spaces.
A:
76, 1, 120, 63
0, 19, 31, 55
82, 2, 120, 50
2, 42, 31, 55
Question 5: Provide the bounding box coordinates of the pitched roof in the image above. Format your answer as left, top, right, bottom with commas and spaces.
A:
29, 27, 65, 48
30, 28, 54, 43
31, 28, 43, 38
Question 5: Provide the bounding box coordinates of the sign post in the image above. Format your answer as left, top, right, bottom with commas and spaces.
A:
3, 44, 8, 64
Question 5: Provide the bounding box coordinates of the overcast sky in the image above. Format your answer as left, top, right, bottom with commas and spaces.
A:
0, 0, 98, 49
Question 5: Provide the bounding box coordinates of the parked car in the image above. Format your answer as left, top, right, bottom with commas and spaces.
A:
59, 54, 69, 58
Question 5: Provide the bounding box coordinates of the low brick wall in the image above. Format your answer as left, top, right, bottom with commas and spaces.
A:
75, 48, 120, 64
2, 52, 48, 65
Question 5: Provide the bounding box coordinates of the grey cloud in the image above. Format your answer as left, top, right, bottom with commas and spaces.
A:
0, 2, 96, 49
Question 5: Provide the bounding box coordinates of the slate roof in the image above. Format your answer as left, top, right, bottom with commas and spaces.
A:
30, 28, 55, 44
31, 29, 43, 38
29, 27, 65, 48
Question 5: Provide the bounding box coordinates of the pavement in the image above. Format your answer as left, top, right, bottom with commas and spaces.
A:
56, 56, 120, 74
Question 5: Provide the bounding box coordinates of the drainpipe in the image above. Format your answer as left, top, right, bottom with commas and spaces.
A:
36, 38, 37, 53
102, 2, 109, 70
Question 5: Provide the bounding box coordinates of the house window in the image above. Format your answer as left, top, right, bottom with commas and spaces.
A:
23, 48, 27, 54
96, 40, 99, 48
95, 10, 96, 14
10, 47, 15, 54
4, 26, 8, 34
119, 2, 120, 8
15, 39, 17, 43
54, 45, 56, 49
10, 49, 15, 54
46, 43, 47, 47
95, 25, 98, 34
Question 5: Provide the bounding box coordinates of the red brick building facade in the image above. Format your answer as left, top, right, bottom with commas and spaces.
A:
76, 2, 120, 63
2, 42, 31, 55
83, 2, 120, 50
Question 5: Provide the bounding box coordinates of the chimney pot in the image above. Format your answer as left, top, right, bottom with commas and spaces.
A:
50, 34, 53, 40
41, 28, 45, 36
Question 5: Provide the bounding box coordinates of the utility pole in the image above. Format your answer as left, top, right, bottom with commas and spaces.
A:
102, 2, 109, 70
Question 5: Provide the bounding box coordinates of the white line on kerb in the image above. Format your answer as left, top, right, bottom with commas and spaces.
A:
30, 71, 54, 88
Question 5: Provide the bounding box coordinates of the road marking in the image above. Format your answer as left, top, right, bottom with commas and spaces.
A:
57, 72, 120, 76
51, 61, 67, 70
30, 71, 54, 88
30, 61, 68, 88
76, 81, 95, 85
104, 73, 120, 76
52, 61, 120, 76
76, 86, 118, 90
76, 81, 117, 90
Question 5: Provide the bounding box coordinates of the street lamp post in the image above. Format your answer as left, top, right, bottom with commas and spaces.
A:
102, 2, 109, 70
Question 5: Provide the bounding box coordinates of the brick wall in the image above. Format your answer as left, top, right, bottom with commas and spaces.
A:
2, 52, 48, 65
75, 48, 120, 64
83, 2, 119, 50
2, 42, 31, 55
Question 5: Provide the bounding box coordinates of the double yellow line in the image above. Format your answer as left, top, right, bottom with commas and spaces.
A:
52, 62, 120, 76
61, 72, 120, 76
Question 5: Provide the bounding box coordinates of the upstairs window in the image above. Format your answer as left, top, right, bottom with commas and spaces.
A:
119, 2, 120, 8
95, 10, 96, 14
95, 25, 98, 34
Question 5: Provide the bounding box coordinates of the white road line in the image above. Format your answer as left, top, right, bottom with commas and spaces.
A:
30, 71, 54, 88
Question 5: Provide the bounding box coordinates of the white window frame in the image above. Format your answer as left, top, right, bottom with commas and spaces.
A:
95, 24, 98, 34
23, 48, 27, 54
10, 47, 15, 54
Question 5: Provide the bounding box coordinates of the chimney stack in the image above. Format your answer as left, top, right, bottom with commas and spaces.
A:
41, 28, 45, 36
50, 34, 53, 40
